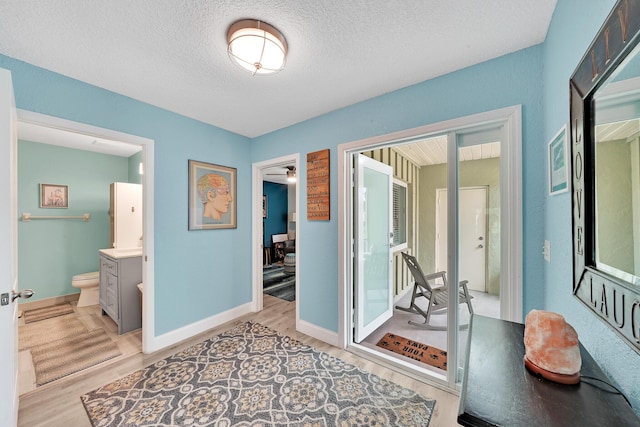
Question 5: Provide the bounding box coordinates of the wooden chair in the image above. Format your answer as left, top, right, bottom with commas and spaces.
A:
396, 252, 474, 330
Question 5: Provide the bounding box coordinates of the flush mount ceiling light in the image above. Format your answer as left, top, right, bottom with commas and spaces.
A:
227, 19, 287, 75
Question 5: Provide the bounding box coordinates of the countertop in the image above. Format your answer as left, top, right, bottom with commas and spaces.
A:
99, 248, 143, 259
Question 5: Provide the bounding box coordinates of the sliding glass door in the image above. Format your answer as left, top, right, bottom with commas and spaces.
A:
348, 123, 507, 387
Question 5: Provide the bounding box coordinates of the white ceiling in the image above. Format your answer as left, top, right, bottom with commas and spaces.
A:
263, 165, 296, 185
394, 136, 501, 166
19, 121, 141, 157
0, 0, 557, 139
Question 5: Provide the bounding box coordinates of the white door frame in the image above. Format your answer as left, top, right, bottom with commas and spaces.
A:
338, 105, 522, 392
251, 154, 300, 327
353, 154, 394, 343
15, 110, 157, 354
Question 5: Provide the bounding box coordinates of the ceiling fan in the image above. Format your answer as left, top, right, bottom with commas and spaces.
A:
266, 166, 296, 182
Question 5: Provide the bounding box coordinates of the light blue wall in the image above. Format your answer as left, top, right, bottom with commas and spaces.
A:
253, 46, 544, 331
128, 151, 143, 184
543, 0, 639, 412
1, 54, 252, 336
18, 140, 128, 301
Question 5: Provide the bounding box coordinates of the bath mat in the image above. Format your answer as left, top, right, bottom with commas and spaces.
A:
376, 332, 447, 370
24, 303, 74, 324
82, 322, 435, 426
31, 329, 121, 385
19, 313, 88, 351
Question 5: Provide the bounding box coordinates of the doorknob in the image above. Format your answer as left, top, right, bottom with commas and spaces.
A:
477, 244, 484, 249
11, 289, 35, 303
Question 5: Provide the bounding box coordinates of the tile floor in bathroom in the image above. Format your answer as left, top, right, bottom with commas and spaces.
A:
18, 301, 142, 396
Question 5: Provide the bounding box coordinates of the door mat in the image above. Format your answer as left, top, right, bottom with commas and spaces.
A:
376, 332, 447, 370
24, 303, 74, 323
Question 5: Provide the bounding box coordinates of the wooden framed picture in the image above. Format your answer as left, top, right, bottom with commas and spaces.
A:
188, 160, 237, 230
40, 183, 68, 208
548, 124, 568, 195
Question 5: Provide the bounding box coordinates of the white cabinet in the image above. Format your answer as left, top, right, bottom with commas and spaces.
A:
110, 182, 142, 249
99, 251, 142, 334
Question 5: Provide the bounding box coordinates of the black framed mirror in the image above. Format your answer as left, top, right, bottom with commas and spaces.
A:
571, 0, 640, 353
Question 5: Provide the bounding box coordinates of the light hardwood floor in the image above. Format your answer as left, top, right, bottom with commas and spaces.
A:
18, 295, 461, 426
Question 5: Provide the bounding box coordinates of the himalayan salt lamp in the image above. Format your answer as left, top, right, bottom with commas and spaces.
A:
523, 309, 581, 384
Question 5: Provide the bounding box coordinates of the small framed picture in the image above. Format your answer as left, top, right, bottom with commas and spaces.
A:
548, 124, 569, 195
40, 184, 68, 208
188, 160, 237, 230
263, 195, 268, 218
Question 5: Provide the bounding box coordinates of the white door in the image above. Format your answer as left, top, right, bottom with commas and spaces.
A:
436, 187, 487, 292
113, 182, 143, 248
353, 154, 393, 343
0, 68, 19, 427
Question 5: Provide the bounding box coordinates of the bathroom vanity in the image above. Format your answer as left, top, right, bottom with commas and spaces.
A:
99, 248, 142, 334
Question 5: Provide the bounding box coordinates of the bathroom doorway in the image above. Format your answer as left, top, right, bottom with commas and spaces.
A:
14, 110, 154, 394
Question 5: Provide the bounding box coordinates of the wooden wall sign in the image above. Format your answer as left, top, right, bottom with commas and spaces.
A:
307, 149, 330, 220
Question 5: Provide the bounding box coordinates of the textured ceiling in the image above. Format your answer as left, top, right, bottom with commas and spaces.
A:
0, 0, 557, 138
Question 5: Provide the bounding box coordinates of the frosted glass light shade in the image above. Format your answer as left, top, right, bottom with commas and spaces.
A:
227, 20, 287, 75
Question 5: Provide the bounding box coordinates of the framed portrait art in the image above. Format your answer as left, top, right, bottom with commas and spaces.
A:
188, 160, 237, 230
40, 183, 68, 208
548, 124, 569, 195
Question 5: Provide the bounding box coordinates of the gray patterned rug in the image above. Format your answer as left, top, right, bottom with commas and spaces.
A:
81, 322, 435, 426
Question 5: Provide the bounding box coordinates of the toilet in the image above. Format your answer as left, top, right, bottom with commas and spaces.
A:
72, 271, 100, 307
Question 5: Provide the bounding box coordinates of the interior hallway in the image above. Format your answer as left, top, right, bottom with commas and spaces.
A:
18, 295, 460, 427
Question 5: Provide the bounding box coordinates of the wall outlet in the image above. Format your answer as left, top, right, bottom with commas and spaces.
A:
543, 240, 551, 263
1, 293, 9, 306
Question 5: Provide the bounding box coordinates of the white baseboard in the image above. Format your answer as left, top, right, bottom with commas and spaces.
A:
147, 302, 253, 353
298, 319, 340, 348
19, 292, 80, 311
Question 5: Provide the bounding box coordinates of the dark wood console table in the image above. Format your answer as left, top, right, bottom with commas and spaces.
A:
458, 315, 639, 426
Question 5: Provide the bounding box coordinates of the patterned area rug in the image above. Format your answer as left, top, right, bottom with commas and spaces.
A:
376, 333, 447, 370
24, 303, 74, 323
82, 322, 435, 426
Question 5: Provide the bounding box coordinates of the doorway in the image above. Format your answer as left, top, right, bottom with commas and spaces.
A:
436, 187, 488, 293
14, 110, 154, 393
262, 164, 297, 303
338, 105, 522, 392
252, 154, 300, 327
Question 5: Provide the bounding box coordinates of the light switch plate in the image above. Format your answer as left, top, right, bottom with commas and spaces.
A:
543, 240, 551, 263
